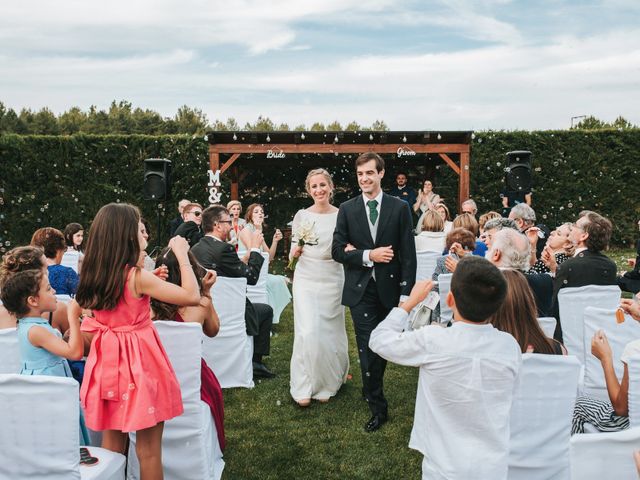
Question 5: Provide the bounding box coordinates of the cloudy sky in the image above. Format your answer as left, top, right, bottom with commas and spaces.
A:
1, 0, 639, 130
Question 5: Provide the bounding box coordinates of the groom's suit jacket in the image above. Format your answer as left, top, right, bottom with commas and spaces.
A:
191, 235, 264, 336
332, 193, 416, 309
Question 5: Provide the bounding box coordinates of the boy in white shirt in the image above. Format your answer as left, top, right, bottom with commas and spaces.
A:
370, 256, 522, 480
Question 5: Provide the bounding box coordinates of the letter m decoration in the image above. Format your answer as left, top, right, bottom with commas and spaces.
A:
208, 169, 221, 186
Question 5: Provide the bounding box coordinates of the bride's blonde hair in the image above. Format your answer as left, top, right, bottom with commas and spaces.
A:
305, 168, 334, 201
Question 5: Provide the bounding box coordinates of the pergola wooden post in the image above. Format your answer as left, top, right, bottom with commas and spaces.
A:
207, 131, 472, 210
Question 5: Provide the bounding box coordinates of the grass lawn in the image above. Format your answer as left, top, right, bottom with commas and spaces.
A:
219, 249, 635, 479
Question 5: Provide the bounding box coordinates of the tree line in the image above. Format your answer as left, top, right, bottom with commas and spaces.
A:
0, 100, 389, 135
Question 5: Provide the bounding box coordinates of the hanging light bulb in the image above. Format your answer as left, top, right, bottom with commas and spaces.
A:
334, 134, 339, 143
437, 133, 442, 140
369, 133, 374, 141
300, 133, 305, 140
266, 134, 271, 142
232, 133, 237, 141
402, 135, 407, 143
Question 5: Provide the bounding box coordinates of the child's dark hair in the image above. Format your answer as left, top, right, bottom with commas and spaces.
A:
64, 223, 84, 250
0, 269, 44, 317
75, 203, 142, 310
151, 247, 206, 320
0, 246, 45, 290
450, 256, 507, 323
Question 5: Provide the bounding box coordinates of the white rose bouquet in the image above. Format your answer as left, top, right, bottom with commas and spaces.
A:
287, 220, 319, 270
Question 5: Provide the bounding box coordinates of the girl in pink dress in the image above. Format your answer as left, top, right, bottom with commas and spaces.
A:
69, 203, 201, 479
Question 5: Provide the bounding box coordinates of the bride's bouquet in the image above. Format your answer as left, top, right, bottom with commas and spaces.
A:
287, 220, 319, 271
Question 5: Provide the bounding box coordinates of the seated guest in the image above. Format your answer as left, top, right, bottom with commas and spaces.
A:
530, 222, 574, 274
31, 227, 79, 296
151, 248, 225, 451
389, 172, 417, 207
424, 202, 452, 235
0, 245, 69, 334
174, 202, 204, 248
489, 269, 566, 354
486, 228, 553, 318
482, 217, 518, 250
460, 198, 478, 217
618, 219, 640, 294
452, 213, 486, 257
227, 200, 246, 251
550, 211, 618, 341
415, 210, 446, 253
430, 228, 476, 323
168, 198, 190, 237
191, 205, 276, 379
509, 203, 549, 260
478, 211, 501, 243
62, 222, 84, 273
370, 257, 521, 480
238, 203, 283, 260
571, 297, 640, 434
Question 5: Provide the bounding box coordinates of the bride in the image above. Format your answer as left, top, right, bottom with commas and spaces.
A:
289, 168, 349, 407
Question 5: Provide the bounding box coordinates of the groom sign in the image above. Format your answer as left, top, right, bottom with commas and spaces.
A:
332, 152, 416, 432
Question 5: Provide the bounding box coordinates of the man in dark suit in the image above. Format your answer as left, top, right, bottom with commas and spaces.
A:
550, 211, 617, 341
332, 152, 416, 432
387, 172, 416, 208
191, 205, 275, 379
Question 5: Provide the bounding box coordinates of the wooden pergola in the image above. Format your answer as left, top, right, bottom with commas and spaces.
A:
207, 131, 472, 209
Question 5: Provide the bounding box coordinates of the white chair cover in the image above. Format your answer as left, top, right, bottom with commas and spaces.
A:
508, 354, 581, 480
245, 251, 269, 305
128, 322, 223, 480
61, 250, 81, 273
570, 426, 640, 480
582, 307, 640, 401
0, 374, 125, 480
0, 327, 20, 374
537, 317, 557, 339
438, 273, 453, 323
628, 355, 640, 428
558, 285, 620, 364
415, 251, 440, 281
202, 277, 253, 388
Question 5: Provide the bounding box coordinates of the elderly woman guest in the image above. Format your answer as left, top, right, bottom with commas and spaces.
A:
414, 180, 442, 232
31, 227, 80, 296
227, 200, 246, 251
415, 210, 446, 253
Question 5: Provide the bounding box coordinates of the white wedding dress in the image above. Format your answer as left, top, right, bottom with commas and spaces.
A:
289, 209, 349, 401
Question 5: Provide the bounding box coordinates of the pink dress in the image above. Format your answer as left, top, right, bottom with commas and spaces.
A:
80, 270, 184, 432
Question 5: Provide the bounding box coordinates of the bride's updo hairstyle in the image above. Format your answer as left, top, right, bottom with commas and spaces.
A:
305, 168, 334, 201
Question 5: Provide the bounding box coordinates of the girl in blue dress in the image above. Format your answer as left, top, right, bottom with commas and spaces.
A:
0, 267, 89, 444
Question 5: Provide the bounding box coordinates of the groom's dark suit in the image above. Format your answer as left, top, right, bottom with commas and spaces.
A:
332, 193, 416, 417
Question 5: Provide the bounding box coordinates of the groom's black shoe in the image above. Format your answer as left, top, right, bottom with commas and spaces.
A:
253, 361, 276, 379
364, 413, 388, 432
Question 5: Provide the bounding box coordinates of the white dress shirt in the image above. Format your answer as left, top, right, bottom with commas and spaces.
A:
370, 308, 522, 480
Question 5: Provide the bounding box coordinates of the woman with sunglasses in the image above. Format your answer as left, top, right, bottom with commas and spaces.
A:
174, 202, 204, 248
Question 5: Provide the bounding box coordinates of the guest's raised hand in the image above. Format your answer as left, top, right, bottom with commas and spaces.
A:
202, 270, 217, 292
402, 280, 434, 312
541, 245, 557, 273
628, 258, 636, 268
169, 236, 190, 259
444, 255, 459, 273
525, 226, 540, 247
619, 298, 640, 322
370, 246, 394, 263
449, 242, 465, 257
153, 265, 169, 281
273, 229, 283, 242
591, 330, 612, 363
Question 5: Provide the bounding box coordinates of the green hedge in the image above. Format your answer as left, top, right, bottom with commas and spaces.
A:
1, 130, 639, 254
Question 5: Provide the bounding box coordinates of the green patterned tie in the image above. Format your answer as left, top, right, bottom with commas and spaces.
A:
367, 199, 379, 225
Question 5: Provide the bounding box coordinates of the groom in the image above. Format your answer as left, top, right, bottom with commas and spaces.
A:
332, 152, 416, 432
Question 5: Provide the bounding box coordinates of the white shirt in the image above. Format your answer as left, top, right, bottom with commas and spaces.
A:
370, 308, 522, 480
361, 190, 384, 265
574, 246, 588, 256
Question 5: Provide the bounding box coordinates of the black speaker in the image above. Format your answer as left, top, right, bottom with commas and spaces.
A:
504, 150, 532, 192
144, 158, 172, 201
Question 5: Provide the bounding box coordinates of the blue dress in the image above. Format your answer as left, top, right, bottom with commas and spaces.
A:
48, 264, 79, 295
18, 317, 90, 445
